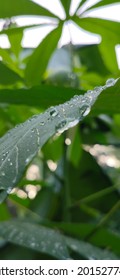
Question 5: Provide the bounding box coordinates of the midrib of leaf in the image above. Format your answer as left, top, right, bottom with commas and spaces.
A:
0, 78, 118, 202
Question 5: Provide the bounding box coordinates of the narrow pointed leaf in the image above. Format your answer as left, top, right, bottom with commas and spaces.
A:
66, 237, 119, 259
0, 78, 118, 202
0, 24, 52, 36
25, 25, 62, 86
59, 0, 72, 17
0, 0, 58, 19
0, 220, 70, 259
87, 0, 120, 12
0, 85, 84, 108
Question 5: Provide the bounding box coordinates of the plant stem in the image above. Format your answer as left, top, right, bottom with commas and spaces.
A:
85, 199, 120, 242
70, 184, 120, 208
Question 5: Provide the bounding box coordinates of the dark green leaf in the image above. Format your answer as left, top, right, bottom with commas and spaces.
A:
0, 0, 58, 19
66, 236, 118, 259
73, 17, 120, 72
92, 78, 120, 115
25, 25, 62, 86
0, 61, 22, 85
0, 220, 70, 259
57, 222, 120, 256
0, 85, 84, 108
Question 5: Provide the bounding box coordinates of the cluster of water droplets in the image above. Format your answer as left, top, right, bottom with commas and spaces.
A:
54, 78, 117, 134
0, 77, 117, 201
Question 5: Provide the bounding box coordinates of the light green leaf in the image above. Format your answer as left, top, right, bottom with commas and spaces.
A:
25, 25, 62, 86
73, 17, 120, 72
0, 48, 23, 77
0, 78, 118, 202
0, 220, 70, 259
66, 236, 119, 259
0, 0, 58, 19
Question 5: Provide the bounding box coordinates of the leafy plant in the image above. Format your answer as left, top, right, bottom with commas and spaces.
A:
0, 0, 120, 260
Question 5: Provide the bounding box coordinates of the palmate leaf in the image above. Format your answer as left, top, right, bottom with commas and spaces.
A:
0, 0, 58, 19
0, 220, 70, 259
25, 25, 63, 86
0, 78, 118, 202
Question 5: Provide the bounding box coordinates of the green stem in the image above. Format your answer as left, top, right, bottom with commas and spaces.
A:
70, 184, 120, 208
85, 199, 120, 242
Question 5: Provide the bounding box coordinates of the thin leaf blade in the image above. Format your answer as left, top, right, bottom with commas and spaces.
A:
25, 25, 62, 86
0, 0, 58, 19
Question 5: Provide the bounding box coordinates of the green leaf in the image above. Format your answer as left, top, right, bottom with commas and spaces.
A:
0, 220, 70, 259
87, 0, 120, 12
73, 17, 120, 72
92, 78, 120, 115
0, 85, 84, 108
25, 25, 62, 86
0, 24, 51, 36
0, 78, 118, 202
0, 61, 22, 85
56, 222, 120, 256
66, 236, 119, 259
0, 0, 58, 19
0, 48, 23, 77
59, 0, 72, 17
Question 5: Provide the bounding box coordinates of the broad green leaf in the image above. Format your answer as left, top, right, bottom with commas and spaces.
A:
66, 236, 119, 259
0, 85, 84, 108
0, 61, 22, 85
73, 17, 120, 72
87, 0, 120, 12
0, 78, 118, 202
0, 220, 70, 259
59, 0, 72, 17
25, 25, 62, 86
0, 0, 58, 19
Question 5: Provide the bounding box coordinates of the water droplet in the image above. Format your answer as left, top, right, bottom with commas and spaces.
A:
10, 162, 13, 166
25, 158, 30, 164
1, 172, 5, 176
80, 105, 91, 117
7, 158, 10, 162
55, 120, 67, 133
50, 108, 58, 117
40, 122, 44, 126
106, 78, 116, 87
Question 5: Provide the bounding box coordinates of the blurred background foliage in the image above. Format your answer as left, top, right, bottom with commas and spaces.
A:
0, 0, 120, 260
